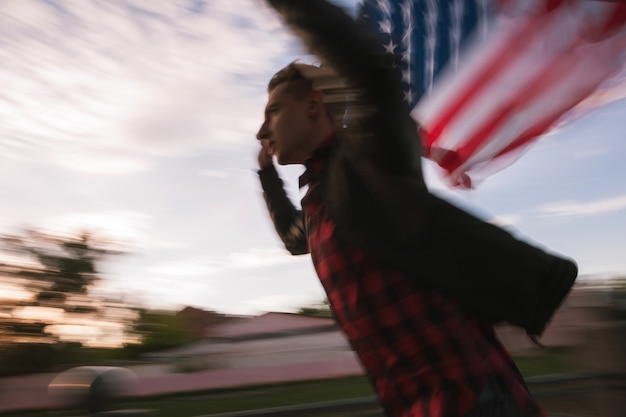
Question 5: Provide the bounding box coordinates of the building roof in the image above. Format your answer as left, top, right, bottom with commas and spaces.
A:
208, 312, 336, 340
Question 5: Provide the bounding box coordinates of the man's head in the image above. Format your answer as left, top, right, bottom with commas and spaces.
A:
256, 62, 334, 165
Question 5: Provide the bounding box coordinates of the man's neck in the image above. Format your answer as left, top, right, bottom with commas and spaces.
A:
308, 126, 335, 153
303, 130, 336, 166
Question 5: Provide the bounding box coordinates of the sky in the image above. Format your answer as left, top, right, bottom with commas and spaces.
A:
1, 0, 625, 318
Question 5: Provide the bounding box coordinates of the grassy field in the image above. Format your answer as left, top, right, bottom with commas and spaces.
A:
3, 348, 578, 417
123, 376, 376, 416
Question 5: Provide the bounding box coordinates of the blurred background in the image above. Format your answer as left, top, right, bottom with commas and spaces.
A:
1, 0, 626, 416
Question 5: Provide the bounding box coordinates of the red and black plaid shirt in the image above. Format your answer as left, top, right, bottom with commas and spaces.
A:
299, 140, 543, 417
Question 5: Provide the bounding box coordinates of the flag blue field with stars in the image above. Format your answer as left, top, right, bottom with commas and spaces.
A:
357, 0, 494, 109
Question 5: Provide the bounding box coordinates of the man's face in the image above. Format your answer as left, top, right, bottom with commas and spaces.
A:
257, 83, 313, 165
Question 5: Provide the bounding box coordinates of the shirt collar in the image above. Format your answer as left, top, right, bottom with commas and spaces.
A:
298, 132, 336, 189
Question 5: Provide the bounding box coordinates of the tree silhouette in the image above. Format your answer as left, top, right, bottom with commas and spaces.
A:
297, 299, 333, 318
1, 230, 122, 313
0, 230, 133, 374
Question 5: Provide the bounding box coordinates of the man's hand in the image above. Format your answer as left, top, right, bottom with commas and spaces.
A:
258, 142, 273, 170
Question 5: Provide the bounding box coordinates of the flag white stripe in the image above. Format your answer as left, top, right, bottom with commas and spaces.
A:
424, 0, 439, 95
449, 0, 464, 71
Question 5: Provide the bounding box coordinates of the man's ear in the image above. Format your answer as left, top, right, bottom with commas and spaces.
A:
307, 90, 326, 119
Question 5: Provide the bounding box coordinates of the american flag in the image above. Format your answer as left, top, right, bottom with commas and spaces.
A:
358, 0, 626, 187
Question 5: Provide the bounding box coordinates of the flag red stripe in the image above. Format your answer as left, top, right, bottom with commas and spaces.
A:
448, 36, 585, 172
422, 1, 626, 184
423, 15, 543, 145
582, 4, 626, 42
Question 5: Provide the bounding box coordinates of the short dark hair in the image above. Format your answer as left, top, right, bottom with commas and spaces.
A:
267, 62, 317, 100
269, 62, 349, 128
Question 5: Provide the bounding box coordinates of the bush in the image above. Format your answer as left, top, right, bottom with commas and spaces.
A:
0, 343, 56, 376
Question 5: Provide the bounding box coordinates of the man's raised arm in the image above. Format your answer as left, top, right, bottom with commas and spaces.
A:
266, 0, 392, 98
265, 0, 422, 172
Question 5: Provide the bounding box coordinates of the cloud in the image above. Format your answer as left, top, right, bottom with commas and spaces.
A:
51, 151, 151, 175
489, 214, 523, 227
199, 169, 230, 178
41, 210, 155, 244
145, 247, 300, 277
0, 0, 298, 174
573, 148, 610, 159
147, 241, 190, 250
225, 248, 301, 269
537, 195, 626, 217
147, 259, 222, 276
243, 293, 315, 314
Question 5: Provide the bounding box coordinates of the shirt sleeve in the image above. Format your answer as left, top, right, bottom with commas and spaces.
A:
258, 165, 309, 255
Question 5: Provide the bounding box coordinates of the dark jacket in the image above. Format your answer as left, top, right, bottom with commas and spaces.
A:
265, 0, 577, 336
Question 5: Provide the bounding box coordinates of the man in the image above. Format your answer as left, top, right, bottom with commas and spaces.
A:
255, 1, 577, 416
